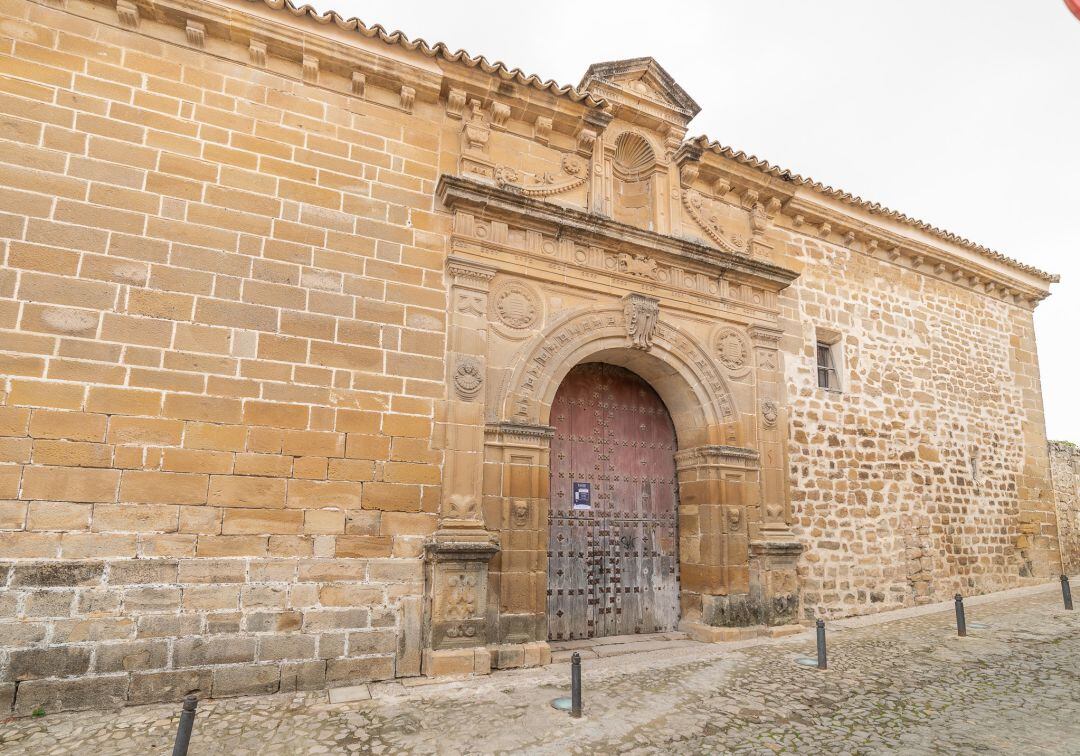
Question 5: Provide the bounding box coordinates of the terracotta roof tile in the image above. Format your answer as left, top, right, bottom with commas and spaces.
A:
690, 137, 1058, 284
244, 0, 605, 108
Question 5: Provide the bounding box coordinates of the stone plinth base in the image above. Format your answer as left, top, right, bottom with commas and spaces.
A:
421, 647, 492, 677
490, 641, 551, 670
679, 621, 765, 643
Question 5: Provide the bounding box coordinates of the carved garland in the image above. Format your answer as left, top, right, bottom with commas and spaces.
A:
682, 189, 749, 257
494, 154, 589, 197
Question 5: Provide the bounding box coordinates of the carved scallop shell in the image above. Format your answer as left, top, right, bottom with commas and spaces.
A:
613, 132, 654, 179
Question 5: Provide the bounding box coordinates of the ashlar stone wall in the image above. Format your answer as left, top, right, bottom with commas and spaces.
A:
780, 233, 1058, 619
0, 0, 447, 713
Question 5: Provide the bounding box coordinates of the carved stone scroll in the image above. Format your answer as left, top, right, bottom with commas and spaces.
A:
682, 189, 749, 256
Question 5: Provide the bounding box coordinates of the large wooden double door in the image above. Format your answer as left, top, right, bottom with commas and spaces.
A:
547, 363, 680, 640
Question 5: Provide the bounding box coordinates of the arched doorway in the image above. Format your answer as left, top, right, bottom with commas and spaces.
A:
547, 362, 680, 640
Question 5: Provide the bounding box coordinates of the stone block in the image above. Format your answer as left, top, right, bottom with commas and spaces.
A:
328, 684, 371, 703
244, 610, 302, 632
11, 561, 103, 587
136, 614, 202, 638
14, 675, 128, 716
302, 608, 369, 631
258, 633, 317, 661
325, 655, 394, 687
521, 641, 551, 668
490, 644, 524, 669
128, 669, 212, 705
679, 620, 764, 643
211, 664, 281, 697
8, 646, 91, 680
346, 629, 396, 656
95, 640, 169, 673
397, 595, 422, 677
173, 636, 257, 667
0, 621, 48, 647
421, 647, 491, 677
108, 559, 178, 585
279, 660, 326, 693
123, 587, 182, 612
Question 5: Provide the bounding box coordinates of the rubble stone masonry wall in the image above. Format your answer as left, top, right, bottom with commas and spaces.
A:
0, 0, 446, 713
1050, 442, 1079, 576
781, 234, 1059, 619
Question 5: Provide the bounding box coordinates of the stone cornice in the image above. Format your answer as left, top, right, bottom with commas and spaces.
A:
437, 175, 800, 294
685, 137, 1057, 298
484, 421, 556, 444
781, 194, 1049, 308
674, 445, 760, 471
676, 142, 1049, 309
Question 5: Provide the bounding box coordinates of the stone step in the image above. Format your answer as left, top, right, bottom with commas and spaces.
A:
550, 637, 701, 663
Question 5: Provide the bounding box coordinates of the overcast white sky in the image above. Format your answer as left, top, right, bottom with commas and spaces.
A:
313, 0, 1079, 441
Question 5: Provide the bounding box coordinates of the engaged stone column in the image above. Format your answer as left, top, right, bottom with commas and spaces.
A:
423, 256, 499, 677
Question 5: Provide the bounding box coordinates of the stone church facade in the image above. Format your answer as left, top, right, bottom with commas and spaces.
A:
0, 0, 1068, 713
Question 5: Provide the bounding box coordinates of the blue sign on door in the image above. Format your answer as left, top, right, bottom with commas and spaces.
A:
573, 482, 591, 510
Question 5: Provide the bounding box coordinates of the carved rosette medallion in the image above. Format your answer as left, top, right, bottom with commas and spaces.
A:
713, 327, 751, 378
623, 294, 660, 351
490, 280, 540, 330
761, 399, 778, 428
452, 357, 483, 400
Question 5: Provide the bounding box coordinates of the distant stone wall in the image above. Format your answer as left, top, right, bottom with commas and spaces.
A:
781, 234, 1059, 619
1050, 442, 1080, 575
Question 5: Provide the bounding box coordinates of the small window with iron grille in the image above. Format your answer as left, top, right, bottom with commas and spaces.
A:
815, 329, 842, 391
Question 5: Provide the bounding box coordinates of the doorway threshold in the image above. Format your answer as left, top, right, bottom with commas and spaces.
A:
549, 631, 700, 662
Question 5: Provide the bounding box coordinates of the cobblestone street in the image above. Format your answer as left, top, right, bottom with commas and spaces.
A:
2, 582, 1077, 755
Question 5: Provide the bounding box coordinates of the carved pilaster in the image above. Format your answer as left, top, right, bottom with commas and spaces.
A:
424, 257, 500, 676
748, 324, 789, 536
439, 256, 496, 531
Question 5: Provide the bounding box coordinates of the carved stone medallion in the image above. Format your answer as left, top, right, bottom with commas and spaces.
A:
727, 506, 741, 528
761, 399, 778, 428
452, 357, 483, 400
714, 327, 751, 376
511, 499, 530, 527
491, 280, 540, 330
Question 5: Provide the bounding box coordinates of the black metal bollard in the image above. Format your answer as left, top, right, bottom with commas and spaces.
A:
815, 619, 827, 670
570, 652, 582, 718
954, 593, 967, 637
1062, 575, 1074, 611
171, 695, 198, 756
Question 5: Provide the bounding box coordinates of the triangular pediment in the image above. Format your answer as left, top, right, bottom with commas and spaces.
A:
579, 57, 700, 124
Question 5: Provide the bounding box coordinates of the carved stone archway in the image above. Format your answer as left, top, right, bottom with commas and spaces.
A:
475, 301, 797, 663
495, 303, 740, 447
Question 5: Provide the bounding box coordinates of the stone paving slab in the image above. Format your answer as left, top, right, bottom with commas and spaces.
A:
1, 582, 1078, 754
